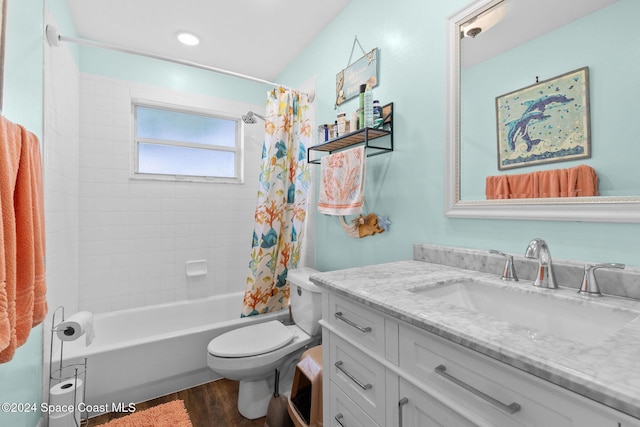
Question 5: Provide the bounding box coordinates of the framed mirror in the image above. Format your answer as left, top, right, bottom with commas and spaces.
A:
445, 0, 640, 222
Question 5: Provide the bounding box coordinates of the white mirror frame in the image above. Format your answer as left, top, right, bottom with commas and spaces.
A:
444, 0, 640, 223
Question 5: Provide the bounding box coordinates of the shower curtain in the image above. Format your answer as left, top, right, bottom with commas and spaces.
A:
242, 88, 311, 317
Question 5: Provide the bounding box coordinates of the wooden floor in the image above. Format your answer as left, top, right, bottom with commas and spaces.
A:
88, 379, 267, 427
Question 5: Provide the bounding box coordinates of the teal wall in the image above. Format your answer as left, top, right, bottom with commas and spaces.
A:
277, 0, 640, 271
79, 48, 267, 105
0, 0, 45, 425
461, 0, 638, 199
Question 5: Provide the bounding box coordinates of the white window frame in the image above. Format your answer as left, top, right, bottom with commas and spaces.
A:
131, 100, 244, 184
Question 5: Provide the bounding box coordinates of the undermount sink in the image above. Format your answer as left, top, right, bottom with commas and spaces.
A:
412, 279, 638, 346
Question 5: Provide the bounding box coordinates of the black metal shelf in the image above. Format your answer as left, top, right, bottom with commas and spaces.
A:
308, 102, 393, 164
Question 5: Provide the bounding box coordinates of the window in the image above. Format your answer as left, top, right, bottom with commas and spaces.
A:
133, 103, 242, 182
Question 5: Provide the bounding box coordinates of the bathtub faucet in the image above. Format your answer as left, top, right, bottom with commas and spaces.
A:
524, 238, 557, 289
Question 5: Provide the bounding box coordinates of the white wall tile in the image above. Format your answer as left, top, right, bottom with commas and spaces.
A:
77, 75, 267, 312
44, 14, 81, 328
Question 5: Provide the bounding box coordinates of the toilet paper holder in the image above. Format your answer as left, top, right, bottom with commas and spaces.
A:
48, 306, 89, 427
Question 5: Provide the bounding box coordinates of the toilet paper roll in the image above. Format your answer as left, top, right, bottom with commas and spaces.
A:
50, 378, 83, 414
56, 311, 94, 345
49, 410, 81, 427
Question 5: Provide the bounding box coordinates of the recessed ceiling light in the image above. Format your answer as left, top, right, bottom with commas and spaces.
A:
177, 32, 200, 46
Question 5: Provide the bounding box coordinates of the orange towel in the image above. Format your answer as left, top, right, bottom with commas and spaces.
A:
507, 172, 537, 199
0, 117, 22, 361
569, 164, 598, 197
0, 116, 47, 363
486, 164, 598, 200
485, 175, 510, 199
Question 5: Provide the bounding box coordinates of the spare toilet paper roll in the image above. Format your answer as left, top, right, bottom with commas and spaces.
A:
56, 311, 95, 345
50, 378, 84, 410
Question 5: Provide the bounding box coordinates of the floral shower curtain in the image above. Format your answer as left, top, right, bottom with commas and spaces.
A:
241, 88, 311, 317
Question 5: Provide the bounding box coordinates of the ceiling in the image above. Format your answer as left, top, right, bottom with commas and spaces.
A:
460, 0, 617, 67
65, 0, 351, 82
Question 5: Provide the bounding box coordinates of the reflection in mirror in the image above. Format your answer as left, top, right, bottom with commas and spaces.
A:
445, 0, 640, 222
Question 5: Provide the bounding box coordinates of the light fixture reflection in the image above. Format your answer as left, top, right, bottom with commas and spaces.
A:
177, 32, 200, 46
460, 2, 507, 39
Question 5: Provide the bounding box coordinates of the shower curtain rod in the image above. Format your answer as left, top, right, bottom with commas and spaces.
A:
45, 25, 315, 101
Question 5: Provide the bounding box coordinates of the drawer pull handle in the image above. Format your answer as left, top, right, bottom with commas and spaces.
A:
434, 364, 521, 415
398, 397, 409, 427
335, 413, 346, 427
334, 312, 372, 333
335, 361, 372, 390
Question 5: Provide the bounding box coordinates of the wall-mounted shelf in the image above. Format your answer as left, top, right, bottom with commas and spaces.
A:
308, 102, 393, 164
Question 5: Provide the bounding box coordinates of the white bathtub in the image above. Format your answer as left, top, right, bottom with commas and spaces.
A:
58, 292, 287, 414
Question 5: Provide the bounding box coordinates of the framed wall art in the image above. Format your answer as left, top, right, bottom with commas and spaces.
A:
335, 47, 378, 106
495, 67, 591, 170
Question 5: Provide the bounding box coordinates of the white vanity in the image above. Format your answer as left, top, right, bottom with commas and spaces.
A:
312, 244, 640, 426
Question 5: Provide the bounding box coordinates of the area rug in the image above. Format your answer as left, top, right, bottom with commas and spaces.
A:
95, 400, 193, 427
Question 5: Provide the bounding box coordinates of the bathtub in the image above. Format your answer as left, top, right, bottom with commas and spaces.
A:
58, 292, 287, 414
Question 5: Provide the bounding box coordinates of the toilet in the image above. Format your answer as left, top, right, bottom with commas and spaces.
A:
207, 267, 322, 420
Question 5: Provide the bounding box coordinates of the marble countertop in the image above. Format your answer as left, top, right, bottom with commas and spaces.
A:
310, 259, 640, 420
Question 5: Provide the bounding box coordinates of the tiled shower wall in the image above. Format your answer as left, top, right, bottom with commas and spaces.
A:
78, 74, 267, 313
44, 13, 80, 322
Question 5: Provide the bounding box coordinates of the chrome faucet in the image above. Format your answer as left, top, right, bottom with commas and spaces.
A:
489, 249, 518, 281
524, 238, 557, 289
578, 263, 625, 297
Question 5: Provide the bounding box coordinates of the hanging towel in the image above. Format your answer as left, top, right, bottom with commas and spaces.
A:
0, 116, 22, 360
485, 175, 510, 199
486, 164, 598, 199
318, 146, 366, 215
507, 171, 538, 199
0, 116, 47, 363
568, 164, 598, 197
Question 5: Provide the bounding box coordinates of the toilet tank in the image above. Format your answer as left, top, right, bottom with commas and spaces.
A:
288, 267, 322, 336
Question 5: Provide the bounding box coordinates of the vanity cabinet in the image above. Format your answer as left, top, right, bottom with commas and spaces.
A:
321, 291, 640, 427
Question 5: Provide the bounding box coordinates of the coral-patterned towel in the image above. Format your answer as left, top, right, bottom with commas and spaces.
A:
318, 146, 366, 215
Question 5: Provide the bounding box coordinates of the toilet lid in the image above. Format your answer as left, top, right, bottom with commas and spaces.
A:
208, 321, 294, 358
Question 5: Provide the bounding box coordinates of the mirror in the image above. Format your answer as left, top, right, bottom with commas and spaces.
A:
445, 0, 640, 222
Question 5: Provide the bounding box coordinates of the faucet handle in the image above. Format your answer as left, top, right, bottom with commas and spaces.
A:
578, 263, 625, 297
489, 250, 519, 281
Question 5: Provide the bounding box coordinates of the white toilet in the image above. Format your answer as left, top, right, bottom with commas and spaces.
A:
207, 267, 322, 419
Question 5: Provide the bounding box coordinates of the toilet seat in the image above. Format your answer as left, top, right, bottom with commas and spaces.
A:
208, 321, 294, 358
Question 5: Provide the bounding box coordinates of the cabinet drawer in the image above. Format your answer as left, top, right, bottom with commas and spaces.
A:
399, 324, 629, 427
330, 382, 379, 427
328, 294, 385, 356
399, 378, 479, 427
329, 333, 386, 423
400, 324, 572, 427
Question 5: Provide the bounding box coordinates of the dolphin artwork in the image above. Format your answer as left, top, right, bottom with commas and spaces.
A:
506, 94, 575, 152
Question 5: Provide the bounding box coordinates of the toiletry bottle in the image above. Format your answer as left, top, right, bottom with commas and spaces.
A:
337, 112, 346, 135
323, 124, 329, 141
364, 86, 374, 128
333, 120, 339, 138
373, 100, 382, 128
359, 84, 366, 129
350, 112, 358, 133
